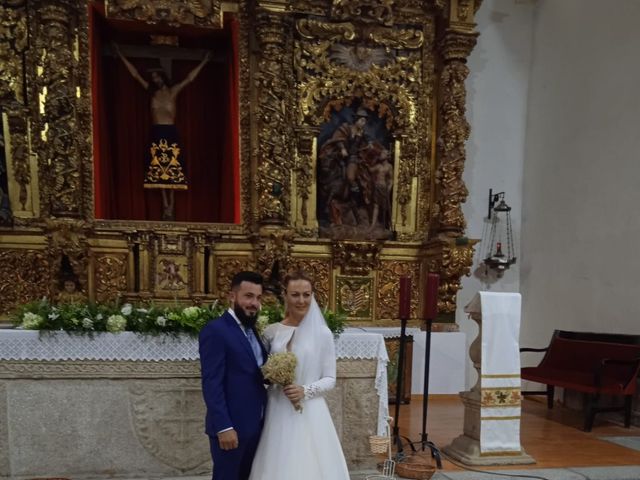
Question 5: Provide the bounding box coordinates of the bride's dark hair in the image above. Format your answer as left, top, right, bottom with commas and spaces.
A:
282, 270, 313, 291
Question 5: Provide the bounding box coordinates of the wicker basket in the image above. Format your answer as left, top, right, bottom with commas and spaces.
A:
395, 459, 435, 480
369, 434, 390, 455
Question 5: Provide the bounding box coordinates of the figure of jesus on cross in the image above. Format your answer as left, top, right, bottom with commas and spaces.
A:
113, 41, 211, 220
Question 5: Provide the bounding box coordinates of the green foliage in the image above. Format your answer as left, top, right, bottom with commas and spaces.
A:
322, 307, 346, 338
10, 298, 345, 336
259, 303, 284, 324
11, 298, 225, 336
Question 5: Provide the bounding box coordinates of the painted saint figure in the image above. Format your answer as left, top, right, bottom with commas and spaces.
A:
113, 44, 211, 220
317, 108, 370, 226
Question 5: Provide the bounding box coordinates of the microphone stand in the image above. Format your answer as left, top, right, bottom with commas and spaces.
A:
420, 318, 442, 468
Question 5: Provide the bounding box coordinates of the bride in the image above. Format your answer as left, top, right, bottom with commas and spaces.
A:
249, 271, 350, 480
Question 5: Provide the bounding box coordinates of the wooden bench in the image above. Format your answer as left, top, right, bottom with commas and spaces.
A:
520, 330, 640, 431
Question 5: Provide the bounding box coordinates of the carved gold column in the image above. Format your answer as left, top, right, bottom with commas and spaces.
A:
435, 1, 479, 236
31, 0, 84, 218
254, 8, 294, 225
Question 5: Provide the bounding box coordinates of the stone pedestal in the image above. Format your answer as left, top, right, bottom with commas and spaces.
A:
443, 292, 534, 466
0, 358, 378, 479
444, 391, 534, 465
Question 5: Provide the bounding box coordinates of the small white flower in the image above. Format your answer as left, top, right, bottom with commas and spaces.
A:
48, 310, 59, 320
96, 313, 103, 320
156, 316, 167, 327
106, 315, 127, 333
136, 308, 148, 314
82, 317, 94, 329
120, 304, 133, 316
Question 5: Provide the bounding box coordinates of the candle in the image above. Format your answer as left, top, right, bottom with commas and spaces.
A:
425, 272, 440, 320
399, 276, 411, 319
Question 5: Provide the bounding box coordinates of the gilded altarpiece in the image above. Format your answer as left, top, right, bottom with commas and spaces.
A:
0, 0, 482, 327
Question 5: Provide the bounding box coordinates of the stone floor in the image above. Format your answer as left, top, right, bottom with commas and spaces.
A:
353, 465, 640, 479
35, 467, 640, 480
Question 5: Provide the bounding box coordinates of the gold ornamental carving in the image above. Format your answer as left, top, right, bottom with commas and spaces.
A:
106, 0, 223, 28
255, 12, 295, 224
366, 26, 424, 49
0, 0, 27, 105
436, 31, 478, 235
330, 0, 394, 25
215, 256, 255, 298
333, 241, 381, 276
297, 19, 356, 41
428, 239, 477, 314
256, 231, 294, 282
95, 255, 128, 303
0, 250, 51, 314
237, 4, 254, 231
376, 260, 420, 320
32, 2, 85, 218
336, 275, 373, 320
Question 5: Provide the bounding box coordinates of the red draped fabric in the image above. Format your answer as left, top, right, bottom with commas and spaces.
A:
91, 12, 238, 223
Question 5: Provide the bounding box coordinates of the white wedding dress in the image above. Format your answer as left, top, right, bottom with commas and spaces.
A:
249, 299, 350, 480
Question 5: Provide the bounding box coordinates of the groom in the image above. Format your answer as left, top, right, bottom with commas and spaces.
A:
199, 271, 268, 480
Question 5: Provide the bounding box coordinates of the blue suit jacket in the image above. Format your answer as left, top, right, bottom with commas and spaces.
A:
199, 312, 268, 439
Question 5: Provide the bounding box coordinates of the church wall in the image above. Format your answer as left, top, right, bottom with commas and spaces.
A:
456, 0, 535, 389
521, 0, 640, 355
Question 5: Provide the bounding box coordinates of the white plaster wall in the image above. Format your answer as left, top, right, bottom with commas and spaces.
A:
520, 0, 640, 354
457, 0, 535, 388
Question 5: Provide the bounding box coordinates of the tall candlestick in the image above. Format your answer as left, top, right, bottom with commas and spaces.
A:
399, 276, 411, 319
425, 273, 440, 320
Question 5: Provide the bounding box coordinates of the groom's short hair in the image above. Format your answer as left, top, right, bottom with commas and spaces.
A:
231, 271, 263, 290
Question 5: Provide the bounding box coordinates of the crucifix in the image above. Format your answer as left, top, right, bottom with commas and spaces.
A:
108, 39, 221, 220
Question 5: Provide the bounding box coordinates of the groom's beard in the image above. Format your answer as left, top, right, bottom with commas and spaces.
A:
234, 303, 258, 329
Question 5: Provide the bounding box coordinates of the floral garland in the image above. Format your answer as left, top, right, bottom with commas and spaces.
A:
12, 298, 346, 337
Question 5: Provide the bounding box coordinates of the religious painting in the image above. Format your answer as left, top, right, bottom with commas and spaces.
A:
90, 6, 240, 223
316, 104, 394, 240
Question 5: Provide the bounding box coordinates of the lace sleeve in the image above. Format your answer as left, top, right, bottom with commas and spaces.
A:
303, 329, 336, 399
303, 376, 336, 399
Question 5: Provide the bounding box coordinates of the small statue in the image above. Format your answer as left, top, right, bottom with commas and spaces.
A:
56, 278, 86, 305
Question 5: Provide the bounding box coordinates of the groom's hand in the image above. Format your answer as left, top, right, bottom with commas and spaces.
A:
217, 429, 239, 450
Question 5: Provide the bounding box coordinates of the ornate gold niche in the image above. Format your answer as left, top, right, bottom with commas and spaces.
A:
0, 0, 482, 328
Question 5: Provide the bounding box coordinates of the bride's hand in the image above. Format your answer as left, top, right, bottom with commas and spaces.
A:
283, 384, 304, 403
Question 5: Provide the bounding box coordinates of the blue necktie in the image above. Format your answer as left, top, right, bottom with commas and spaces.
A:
246, 328, 263, 365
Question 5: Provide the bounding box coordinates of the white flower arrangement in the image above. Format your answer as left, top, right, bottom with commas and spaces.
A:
21, 312, 44, 329
106, 314, 127, 332
182, 306, 201, 319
